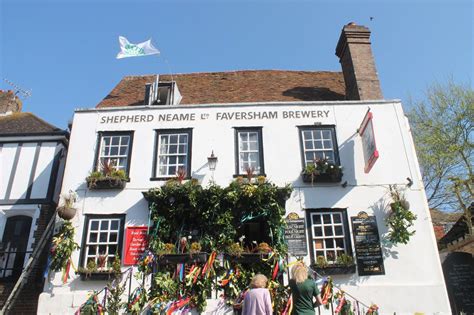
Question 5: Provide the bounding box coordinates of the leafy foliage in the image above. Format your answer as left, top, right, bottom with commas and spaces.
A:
386, 185, 417, 245
407, 80, 473, 211
140, 177, 292, 313
50, 221, 79, 272
143, 178, 292, 254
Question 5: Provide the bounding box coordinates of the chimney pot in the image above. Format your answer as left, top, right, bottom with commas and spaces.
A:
335, 23, 383, 100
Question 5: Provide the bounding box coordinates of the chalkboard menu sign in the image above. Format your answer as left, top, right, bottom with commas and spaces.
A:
442, 252, 474, 313
351, 212, 385, 276
285, 213, 308, 256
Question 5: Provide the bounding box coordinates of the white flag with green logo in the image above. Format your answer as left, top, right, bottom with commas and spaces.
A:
116, 36, 160, 59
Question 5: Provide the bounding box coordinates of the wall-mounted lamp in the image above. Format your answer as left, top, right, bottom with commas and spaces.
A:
207, 151, 218, 171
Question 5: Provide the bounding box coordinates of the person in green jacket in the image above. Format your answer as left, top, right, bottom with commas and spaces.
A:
289, 263, 323, 315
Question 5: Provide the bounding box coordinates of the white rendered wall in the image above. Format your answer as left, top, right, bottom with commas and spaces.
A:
38, 100, 451, 314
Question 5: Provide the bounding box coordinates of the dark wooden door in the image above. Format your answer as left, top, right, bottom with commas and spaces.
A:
2, 216, 32, 278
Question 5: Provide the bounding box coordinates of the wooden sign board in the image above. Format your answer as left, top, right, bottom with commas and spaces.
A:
285, 213, 308, 257
124, 226, 148, 265
351, 212, 385, 276
358, 110, 379, 173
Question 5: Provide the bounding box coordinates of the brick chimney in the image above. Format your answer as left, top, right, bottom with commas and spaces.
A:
0, 90, 22, 114
335, 22, 383, 100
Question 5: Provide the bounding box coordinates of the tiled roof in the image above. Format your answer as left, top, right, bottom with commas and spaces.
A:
0, 112, 66, 136
96, 70, 345, 108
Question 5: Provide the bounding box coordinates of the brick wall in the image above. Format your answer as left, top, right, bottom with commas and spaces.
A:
335, 23, 383, 101
0, 204, 55, 314
0, 90, 22, 114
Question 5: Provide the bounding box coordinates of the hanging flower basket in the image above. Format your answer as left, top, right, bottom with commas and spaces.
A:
57, 206, 77, 220
313, 264, 356, 275
156, 252, 208, 265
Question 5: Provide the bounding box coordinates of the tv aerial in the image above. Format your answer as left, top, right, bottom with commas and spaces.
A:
2, 78, 32, 99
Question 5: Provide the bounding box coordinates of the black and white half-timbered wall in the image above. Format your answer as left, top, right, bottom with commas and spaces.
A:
0, 90, 68, 313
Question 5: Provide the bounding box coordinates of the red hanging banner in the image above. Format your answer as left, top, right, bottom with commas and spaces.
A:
358, 110, 379, 173
124, 226, 148, 265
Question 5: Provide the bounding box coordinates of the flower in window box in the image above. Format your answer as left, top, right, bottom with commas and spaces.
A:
189, 242, 202, 254
302, 158, 343, 183
86, 160, 128, 190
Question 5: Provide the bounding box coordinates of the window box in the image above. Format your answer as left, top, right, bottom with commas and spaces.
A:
224, 253, 270, 264
86, 177, 127, 190
301, 171, 343, 183
312, 264, 356, 275
77, 270, 120, 281
156, 252, 208, 265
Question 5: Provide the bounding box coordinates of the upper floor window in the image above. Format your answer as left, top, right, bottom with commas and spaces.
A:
235, 127, 265, 176
153, 129, 192, 179
96, 132, 133, 175
299, 126, 339, 166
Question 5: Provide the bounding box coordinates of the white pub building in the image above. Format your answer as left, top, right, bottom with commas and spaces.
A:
38, 24, 451, 314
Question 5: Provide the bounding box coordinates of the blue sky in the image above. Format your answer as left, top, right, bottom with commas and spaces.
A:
1, 0, 472, 128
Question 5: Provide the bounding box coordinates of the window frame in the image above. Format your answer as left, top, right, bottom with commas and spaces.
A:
234, 127, 265, 176
151, 128, 193, 180
93, 131, 134, 177
305, 208, 353, 266
79, 214, 126, 269
297, 125, 340, 169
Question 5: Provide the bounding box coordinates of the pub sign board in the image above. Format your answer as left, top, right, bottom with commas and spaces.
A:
124, 226, 148, 265
351, 212, 385, 276
442, 252, 474, 313
358, 110, 379, 173
284, 212, 308, 257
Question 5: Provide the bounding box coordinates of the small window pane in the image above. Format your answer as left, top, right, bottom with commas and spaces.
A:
333, 214, 341, 223
88, 245, 97, 255
98, 245, 107, 255
314, 227, 323, 237
312, 215, 321, 225
305, 140, 314, 150
314, 240, 323, 249
179, 135, 188, 144
322, 130, 331, 139
325, 239, 334, 249
100, 221, 109, 230
169, 135, 178, 143
100, 233, 108, 242
169, 145, 178, 154
324, 226, 333, 236
323, 215, 331, 224
121, 137, 129, 145
91, 221, 99, 230
109, 232, 118, 242
334, 226, 343, 236
109, 245, 117, 255
315, 141, 323, 149
89, 233, 98, 243
111, 137, 120, 145
111, 220, 119, 230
